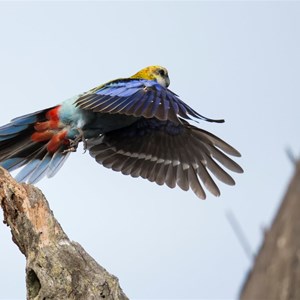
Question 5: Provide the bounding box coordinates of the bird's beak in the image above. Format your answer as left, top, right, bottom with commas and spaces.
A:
165, 75, 170, 88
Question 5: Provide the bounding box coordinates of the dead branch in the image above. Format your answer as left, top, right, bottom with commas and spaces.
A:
0, 167, 128, 300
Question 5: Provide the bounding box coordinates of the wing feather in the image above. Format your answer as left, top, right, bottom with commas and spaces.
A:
76, 79, 224, 124
87, 118, 243, 199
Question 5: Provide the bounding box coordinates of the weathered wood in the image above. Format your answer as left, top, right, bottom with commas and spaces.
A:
0, 167, 128, 300
240, 161, 300, 300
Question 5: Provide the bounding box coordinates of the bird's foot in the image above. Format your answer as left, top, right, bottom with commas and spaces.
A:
62, 146, 77, 154
63, 129, 87, 154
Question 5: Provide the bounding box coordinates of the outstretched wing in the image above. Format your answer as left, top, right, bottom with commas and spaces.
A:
75, 79, 224, 124
87, 118, 243, 199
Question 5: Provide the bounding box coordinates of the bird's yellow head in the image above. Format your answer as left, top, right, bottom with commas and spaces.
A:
131, 65, 170, 88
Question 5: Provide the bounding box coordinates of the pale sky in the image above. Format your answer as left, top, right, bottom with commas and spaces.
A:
0, 1, 300, 299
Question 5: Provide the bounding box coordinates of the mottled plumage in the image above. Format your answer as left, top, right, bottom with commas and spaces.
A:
0, 66, 243, 199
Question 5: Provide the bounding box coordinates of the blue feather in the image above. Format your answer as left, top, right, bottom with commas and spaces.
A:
118, 87, 140, 97
76, 78, 225, 123
15, 160, 40, 182
47, 149, 70, 178
132, 93, 149, 115
170, 98, 179, 115
88, 95, 112, 109
0, 133, 19, 141
137, 93, 154, 118
0, 123, 28, 135
119, 90, 145, 114
28, 155, 52, 184
0, 158, 25, 171
10, 109, 48, 125
107, 96, 136, 113
97, 96, 123, 112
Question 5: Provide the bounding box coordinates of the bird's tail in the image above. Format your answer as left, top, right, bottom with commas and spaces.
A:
0, 106, 72, 183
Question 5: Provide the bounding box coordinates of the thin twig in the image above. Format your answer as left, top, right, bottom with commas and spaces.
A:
226, 210, 253, 261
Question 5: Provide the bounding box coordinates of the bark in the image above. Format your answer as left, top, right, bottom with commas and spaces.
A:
240, 161, 300, 300
0, 167, 128, 300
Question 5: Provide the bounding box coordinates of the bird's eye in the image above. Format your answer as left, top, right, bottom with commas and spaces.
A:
158, 69, 165, 76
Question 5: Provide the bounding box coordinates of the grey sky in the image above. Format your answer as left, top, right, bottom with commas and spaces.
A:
0, 1, 300, 299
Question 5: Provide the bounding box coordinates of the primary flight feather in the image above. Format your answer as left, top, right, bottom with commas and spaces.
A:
0, 66, 243, 199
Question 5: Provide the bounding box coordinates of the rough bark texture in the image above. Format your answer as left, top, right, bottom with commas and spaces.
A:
240, 161, 300, 300
0, 167, 128, 300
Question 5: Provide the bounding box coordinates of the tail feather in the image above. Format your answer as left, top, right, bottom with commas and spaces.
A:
15, 159, 41, 182
10, 109, 48, 125
47, 148, 71, 178
26, 155, 52, 184
0, 106, 72, 183
1, 158, 25, 172
1, 139, 39, 162
0, 124, 29, 136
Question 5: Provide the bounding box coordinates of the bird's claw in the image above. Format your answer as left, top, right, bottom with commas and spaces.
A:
63, 129, 87, 154
62, 146, 77, 154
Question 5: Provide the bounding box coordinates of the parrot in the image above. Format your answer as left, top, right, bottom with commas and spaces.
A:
0, 65, 243, 199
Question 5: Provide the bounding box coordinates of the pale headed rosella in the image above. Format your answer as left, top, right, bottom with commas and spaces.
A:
0, 66, 243, 199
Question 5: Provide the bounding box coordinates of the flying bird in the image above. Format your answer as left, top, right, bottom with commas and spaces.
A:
0, 66, 243, 199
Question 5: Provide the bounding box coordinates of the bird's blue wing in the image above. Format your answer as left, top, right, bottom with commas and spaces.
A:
75, 79, 224, 124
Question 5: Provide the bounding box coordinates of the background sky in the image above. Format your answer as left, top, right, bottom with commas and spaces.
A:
0, 1, 300, 299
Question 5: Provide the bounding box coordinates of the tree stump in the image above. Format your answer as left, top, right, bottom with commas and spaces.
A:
0, 167, 128, 300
